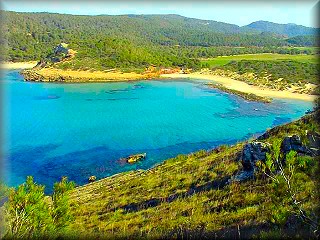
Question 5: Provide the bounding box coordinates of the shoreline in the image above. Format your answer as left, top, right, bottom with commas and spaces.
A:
160, 73, 317, 102
4, 65, 317, 102
21, 67, 159, 82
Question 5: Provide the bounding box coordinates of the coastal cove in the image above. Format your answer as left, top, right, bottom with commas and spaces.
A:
2, 70, 313, 192
3, 61, 316, 103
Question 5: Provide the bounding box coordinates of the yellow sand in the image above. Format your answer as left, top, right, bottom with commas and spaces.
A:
161, 73, 317, 102
1, 61, 38, 69
29, 67, 157, 82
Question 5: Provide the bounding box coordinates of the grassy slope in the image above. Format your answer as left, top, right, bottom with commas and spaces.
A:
68, 112, 319, 239
200, 53, 318, 68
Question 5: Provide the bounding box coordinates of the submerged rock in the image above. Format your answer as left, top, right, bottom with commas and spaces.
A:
124, 153, 147, 164
88, 175, 97, 183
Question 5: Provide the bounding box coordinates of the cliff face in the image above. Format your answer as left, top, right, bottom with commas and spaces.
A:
67, 111, 319, 239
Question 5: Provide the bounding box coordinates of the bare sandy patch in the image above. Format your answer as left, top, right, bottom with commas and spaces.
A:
1, 61, 38, 69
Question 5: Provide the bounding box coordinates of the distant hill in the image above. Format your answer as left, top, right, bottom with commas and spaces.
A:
1, 11, 318, 69
243, 20, 318, 37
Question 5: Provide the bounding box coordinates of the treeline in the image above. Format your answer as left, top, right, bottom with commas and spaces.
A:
1, 10, 318, 70
244, 20, 318, 37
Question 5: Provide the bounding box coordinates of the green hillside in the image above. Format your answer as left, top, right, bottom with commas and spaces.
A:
1, 11, 318, 71
244, 21, 318, 37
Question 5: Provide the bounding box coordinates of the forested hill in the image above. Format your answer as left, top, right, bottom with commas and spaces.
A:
244, 21, 318, 37
1, 11, 318, 70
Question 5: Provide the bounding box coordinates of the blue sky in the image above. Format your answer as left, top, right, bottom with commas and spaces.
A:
2, 0, 319, 27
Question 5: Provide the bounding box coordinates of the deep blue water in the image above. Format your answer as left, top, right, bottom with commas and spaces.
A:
1, 70, 313, 192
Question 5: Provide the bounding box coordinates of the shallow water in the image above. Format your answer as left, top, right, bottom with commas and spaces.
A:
1, 70, 313, 192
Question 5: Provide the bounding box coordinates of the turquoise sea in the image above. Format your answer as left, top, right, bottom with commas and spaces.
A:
1, 70, 313, 192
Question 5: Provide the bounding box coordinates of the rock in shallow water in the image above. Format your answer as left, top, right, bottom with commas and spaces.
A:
88, 175, 97, 182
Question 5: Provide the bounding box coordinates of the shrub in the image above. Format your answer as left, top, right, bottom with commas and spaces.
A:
4, 176, 54, 239
3, 176, 75, 239
256, 140, 319, 235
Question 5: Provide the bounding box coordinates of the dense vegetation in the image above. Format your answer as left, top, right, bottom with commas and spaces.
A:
218, 60, 319, 85
245, 20, 318, 37
1, 112, 319, 239
286, 35, 319, 46
1, 11, 319, 71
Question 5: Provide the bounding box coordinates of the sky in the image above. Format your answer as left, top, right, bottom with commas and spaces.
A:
1, 0, 319, 27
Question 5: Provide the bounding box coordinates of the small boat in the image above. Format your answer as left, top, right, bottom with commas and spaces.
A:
124, 153, 147, 164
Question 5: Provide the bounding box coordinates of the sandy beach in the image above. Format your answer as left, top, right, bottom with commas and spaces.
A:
3, 64, 317, 102
1, 61, 38, 69
21, 67, 159, 82
161, 73, 317, 102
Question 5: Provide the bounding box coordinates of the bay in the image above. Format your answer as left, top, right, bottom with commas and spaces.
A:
1, 70, 313, 192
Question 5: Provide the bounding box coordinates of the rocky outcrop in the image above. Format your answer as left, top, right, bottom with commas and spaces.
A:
21, 69, 67, 82
307, 131, 320, 155
281, 135, 312, 155
21, 70, 44, 81
34, 59, 48, 69
230, 134, 319, 183
229, 141, 270, 183
241, 141, 270, 171
54, 43, 69, 55
280, 133, 320, 156
230, 170, 255, 183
